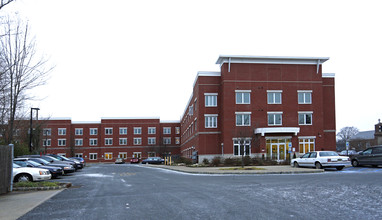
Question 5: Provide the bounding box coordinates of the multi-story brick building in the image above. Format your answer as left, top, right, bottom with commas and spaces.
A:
40, 118, 181, 162
180, 55, 336, 162
27, 55, 335, 163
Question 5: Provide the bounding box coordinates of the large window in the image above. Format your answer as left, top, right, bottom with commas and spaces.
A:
267, 91, 282, 104
298, 112, 313, 125
89, 153, 97, 160
90, 138, 98, 146
105, 138, 113, 145
105, 153, 113, 160
205, 114, 218, 128
148, 137, 156, 145
233, 139, 251, 156
205, 93, 217, 107
105, 128, 113, 135
119, 128, 127, 135
75, 139, 83, 146
43, 139, 51, 146
119, 138, 127, 145
90, 128, 98, 135
43, 128, 51, 136
134, 127, 142, 135
236, 112, 251, 126
268, 112, 282, 126
235, 90, 250, 104
299, 138, 315, 154
163, 127, 171, 134
148, 127, 156, 134
58, 128, 66, 135
298, 91, 312, 104
134, 138, 142, 145
75, 128, 83, 136
58, 139, 66, 146
119, 152, 127, 159
163, 137, 171, 145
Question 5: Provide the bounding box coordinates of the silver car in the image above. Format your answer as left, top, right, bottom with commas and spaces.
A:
291, 151, 350, 170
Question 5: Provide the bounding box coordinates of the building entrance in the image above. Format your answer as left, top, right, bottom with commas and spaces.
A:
271, 143, 286, 161
266, 138, 291, 162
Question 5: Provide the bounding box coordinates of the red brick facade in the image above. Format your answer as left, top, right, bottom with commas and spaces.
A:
180, 56, 336, 162
37, 55, 335, 163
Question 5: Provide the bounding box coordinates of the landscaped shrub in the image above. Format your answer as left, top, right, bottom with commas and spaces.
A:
210, 156, 222, 167
202, 158, 210, 165
223, 157, 238, 166
174, 156, 192, 165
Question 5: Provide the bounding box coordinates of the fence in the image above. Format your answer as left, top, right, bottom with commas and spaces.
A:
0, 145, 13, 194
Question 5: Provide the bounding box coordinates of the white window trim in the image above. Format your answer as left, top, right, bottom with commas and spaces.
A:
267, 91, 282, 104
235, 91, 251, 104
90, 128, 98, 135
119, 127, 127, 135
148, 137, 156, 145
148, 127, 156, 134
58, 128, 66, 135
134, 127, 142, 135
75, 128, 83, 135
163, 127, 171, 134
298, 112, 313, 125
204, 93, 218, 107
58, 139, 66, 146
89, 153, 97, 160
105, 128, 113, 135
235, 112, 251, 126
75, 138, 83, 146
89, 138, 98, 146
204, 114, 218, 128
298, 91, 313, 104
267, 112, 283, 126
119, 138, 127, 145
104, 152, 113, 160
134, 137, 142, 145
105, 138, 113, 145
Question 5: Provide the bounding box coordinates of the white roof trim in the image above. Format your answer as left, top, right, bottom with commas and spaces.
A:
255, 127, 300, 136
216, 55, 329, 66
322, 73, 335, 78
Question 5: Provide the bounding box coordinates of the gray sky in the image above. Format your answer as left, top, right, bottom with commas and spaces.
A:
3, 0, 382, 131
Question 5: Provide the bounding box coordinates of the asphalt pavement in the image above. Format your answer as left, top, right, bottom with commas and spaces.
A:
0, 165, 322, 220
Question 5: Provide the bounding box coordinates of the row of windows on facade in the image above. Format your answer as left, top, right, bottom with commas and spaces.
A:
43, 137, 180, 147
204, 112, 313, 128
43, 127, 181, 136
68, 152, 160, 160
204, 90, 312, 107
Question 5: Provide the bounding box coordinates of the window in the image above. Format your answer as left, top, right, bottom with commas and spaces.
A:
298, 91, 312, 104
267, 91, 282, 104
75, 153, 83, 158
299, 138, 315, 154
119, 152, 127, 159
163, 137, 171, 145
163, 127, 171, 134
43, 139, 51, 146
236, 90, 250, 104
148, 137, 156, 145
105, 153, 113, 160
148, 127, 156, 134
236, 112, 251, 126
58, 139, 66, 146
43, 128, 51, 136
233, 139, 251, 156
175, 127, 180, 134
90, 128, 98, 135
175, 137, 180, 145
298, 112, 313, 125
268, 112, 282, 125
119, 138, 127, 145
205, 114, 218, 128
75, 139, 83, 146
205, 93, 217, 107
89, 153, 97, 160
119, 127, 127, 135
134, 127, 142, 135
75, 128, 83, 135
105, 138, 113, 145
90, 138, 98, 146
58, 128, 66, 135
134, 138, 142, 145
148, 152, 156, 157
105, 128, 113, 135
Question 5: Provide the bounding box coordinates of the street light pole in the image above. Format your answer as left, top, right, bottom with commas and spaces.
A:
29, 108, 40, 153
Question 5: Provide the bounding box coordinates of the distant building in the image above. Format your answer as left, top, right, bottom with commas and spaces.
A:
349, 120, 382, 151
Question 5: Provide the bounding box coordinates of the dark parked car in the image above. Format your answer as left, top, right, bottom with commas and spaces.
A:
13, 159, 64, 178
69, 157, 86, 167
47, 154, 83, 169
141, 157, 164, 164
351, 146, 382, 167
20, 155, 77, 173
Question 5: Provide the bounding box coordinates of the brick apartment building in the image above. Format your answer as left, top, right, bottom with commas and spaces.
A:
29, 55, 335, 163
181, 55, 336, 163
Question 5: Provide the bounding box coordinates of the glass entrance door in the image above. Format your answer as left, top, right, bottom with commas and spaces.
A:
270, 143, 286, 161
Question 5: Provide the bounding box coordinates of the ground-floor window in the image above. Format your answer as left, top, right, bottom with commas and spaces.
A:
89, 153, 97, 160
148, 152, 156, 157
105, 153, 113, 160
299, 138, 315, 154
133, 152, 141, 159
75, 153, 83, 158
43, 139, 51, 146
119, 152, 127, 159
233, 139, 251, 156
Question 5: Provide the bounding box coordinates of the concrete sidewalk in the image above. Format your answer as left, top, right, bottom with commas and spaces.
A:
0, 190, 63, 220
145, 164, 324, 174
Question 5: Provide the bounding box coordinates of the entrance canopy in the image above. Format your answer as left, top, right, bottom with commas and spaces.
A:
255, 127, 300, 136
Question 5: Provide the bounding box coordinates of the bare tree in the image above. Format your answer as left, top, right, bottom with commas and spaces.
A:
0, 16, 52, 144
0, 0, 15, 11
337, 126, 359, 143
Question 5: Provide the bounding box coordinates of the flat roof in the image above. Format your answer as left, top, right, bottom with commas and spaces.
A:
216, 55, 329, 65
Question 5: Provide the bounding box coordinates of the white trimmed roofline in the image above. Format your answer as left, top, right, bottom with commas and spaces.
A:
216, 55, 329, 66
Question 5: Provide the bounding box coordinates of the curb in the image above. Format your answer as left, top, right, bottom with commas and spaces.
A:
12, 182, 72, 191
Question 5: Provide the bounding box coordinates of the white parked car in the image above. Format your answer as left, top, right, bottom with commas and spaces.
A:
13, 163, 51, 182
291, 151, 350, 170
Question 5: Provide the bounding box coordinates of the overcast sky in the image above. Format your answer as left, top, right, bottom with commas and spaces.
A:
2, 0, 381, 131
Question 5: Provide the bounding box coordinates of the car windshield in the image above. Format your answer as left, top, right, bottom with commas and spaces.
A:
34, 158, 50, 165
46, 156, 60, 161
319, 151, 339, 157
13, 163, 21, 168
27, 160, 41, 166
60, 155, 70, 160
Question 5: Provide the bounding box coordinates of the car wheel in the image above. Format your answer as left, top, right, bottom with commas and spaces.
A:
293, 162, 299, 168
15, 174, 32, 182
336, 166, 344, 171
352, 160, 359, 167
315, 162, 322, 169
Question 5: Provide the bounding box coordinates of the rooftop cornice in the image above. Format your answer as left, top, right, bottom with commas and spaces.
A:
216, 55, 330, 66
